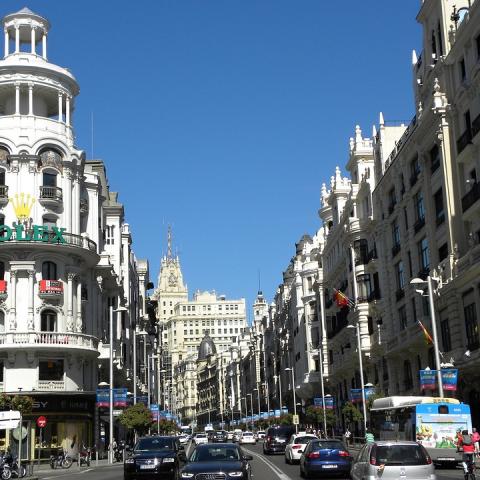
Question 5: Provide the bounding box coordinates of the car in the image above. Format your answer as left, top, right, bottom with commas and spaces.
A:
299, 439, 352, 478
180, 443, 253, 480
192, 433, 208, 445
284, 433, 318, 464
177, 435, 189, 445
124, 435, 186, 480
239, 431, 256, 445
227, 431, 235, 441
350, 441, 436, 480
256, 431, 266, 440
263, 425, 296, 454
212, 430, 229, 443
233, 429, 243, 442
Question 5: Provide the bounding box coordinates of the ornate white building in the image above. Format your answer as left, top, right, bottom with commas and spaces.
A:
0, 8, 149, 459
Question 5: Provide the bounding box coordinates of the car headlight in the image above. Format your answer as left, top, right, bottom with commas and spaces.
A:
163, 458, 175, 463
228, 472, 243, 478
180, 473, 194, 478
125, 458, 134, 464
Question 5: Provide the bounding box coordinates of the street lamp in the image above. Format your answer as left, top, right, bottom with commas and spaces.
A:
273, 374, 283, 412
109, 304, 127, 464
285, 368, 298, 433
313, 347, 328, 437
411, 276, 444, 397
241, 397, 247, 427
253, 388, 261, 422
246, 393, 254, 430
346, 323, 367, 435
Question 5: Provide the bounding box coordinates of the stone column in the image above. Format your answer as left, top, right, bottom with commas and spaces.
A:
64, 168, 72, 232
72, 175, 80, 234
66, 273, 75, 332
4, 30, 9, 57
66, 96, 71, 126
76, 279, 82, 332
9, 271, 17, 330
30, 26, 36, 54
14, 26, 19, 53
27, 270, 35, 330
15, 83, 20, 115
58, 92, 63, 122
42, 33, 47, 60
28, 83, 33, 116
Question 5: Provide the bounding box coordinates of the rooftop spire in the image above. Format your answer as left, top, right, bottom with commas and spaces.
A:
167, 225, 173, 259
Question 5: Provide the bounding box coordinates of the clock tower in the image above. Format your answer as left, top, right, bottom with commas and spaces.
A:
153, 227, 188, 328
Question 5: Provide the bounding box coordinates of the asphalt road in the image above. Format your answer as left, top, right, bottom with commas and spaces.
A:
29, 441, 470, 480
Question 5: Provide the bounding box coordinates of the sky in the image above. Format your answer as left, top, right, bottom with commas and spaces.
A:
2, 1, 422, 317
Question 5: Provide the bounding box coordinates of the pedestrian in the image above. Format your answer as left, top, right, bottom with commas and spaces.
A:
458, 429, 475, 475
365, 429, 374, 444
472, 427, 480, 457
345, 428, 351, 446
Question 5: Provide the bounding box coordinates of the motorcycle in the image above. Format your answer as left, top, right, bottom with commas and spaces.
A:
79, 446, 91, 467
49, 449, 73, 469
3, 453, 25, 478
113, 444, 123, 463
0, 453, 12, 480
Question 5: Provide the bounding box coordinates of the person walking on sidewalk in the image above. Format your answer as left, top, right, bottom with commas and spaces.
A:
365, 429, 374, 444
472, 427, 480, 457
458, 429, 475, 475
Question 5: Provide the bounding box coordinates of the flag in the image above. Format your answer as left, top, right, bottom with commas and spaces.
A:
333, 288, 355, 308
417, 320, 433, 345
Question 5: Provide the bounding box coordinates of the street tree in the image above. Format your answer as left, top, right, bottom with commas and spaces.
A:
118, 404, 152, 436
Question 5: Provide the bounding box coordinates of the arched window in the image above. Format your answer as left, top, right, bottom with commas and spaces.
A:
42, 261, 57, 280
42, 170, 57, 187
0, 311, 4, 333
41, 310, 57, 332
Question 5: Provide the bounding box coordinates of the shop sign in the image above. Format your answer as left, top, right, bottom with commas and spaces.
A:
0, 280, 6, 294
0, 224, 66, 244
39, 280, 63, 295
32, 395, 95, 412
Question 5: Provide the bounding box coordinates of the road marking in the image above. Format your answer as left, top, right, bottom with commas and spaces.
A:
242, 447, 293, 480
80, 468, 92, 474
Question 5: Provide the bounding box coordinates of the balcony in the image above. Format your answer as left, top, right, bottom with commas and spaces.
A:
39, 186, 63, 208
457, 129, 472, 155
37, 380, 65, 391
462, 182, 480, 213
392, 243, 401, 258
414, 217, 425, 234
0, 185, 8, 206
395, 289, 405, 302
0, 332, 99, 355
38, 280, 63, 299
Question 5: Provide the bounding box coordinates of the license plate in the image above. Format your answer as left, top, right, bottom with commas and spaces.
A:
437, 457, 455, 461
277, 439, 285, 443
322, 465, 338, 469
140, 465, 156, 469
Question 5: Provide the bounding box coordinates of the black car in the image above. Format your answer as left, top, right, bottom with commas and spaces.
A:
263, 425, 296, 455
124, 436, 186, 480
212, 430, 229, 443
180, 443, 252, 480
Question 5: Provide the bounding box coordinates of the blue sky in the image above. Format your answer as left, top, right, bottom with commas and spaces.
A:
3, 1, 421, 317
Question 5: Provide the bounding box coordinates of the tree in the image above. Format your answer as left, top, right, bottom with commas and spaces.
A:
305, 406, 336, 429
118, 404, 152, 436
152, 419, 177, 435
279, 413, 293, 425
0, 394, 33, 415
341, 402, 363, 428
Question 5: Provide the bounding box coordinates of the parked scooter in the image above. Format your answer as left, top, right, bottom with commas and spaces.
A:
113, 441, 125, 463
49, 449, 73, 469
79, 445, 91, 467
3, 451, 25, 478
0, 453, 12, 480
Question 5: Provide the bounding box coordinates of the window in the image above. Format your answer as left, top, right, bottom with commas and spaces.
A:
354, 239, 369, 265
382, 356, 389, 381
438, 243, 448, 262
388, 188, 396, 212
396, 261, 405, 290
399, 306, 407, 331
430, 144, 440, 172
39, 359, 64, 381
105, 225, 115, 245
411, 298, 417, 324
414, 191, 425, 221
418, 238, 429, 273
410, 155, 421, 185
42, 261, 57, 280
440, 315, 451, 352
403, 360, 413, 389
0, 262, 4, 281
476, 34, 480, 59
392, 219, 400, 247
357, 274, 371, 301
42, 171, 57, 187
464, 302, 479, 350
434, 188, 445, 225
460, 58, 466, 82
0, 311, 4, 333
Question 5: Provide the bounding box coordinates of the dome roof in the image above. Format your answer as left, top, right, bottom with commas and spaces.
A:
198, 333, 216, 360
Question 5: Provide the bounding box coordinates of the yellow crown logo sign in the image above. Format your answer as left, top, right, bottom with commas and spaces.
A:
9, 193, 35, 221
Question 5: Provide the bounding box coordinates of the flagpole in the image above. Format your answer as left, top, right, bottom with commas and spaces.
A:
350, 245, 368, 435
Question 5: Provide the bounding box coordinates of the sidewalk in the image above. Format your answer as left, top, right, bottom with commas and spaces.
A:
29, 458, 120, 474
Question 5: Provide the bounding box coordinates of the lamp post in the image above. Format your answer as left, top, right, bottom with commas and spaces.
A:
109, 305, 127, 464
246, 393, 254, 430
253, 387, 261, 423
346, 323, 367, 434
273, 373, 282, 412
241, 397, 247, 427
314, 347, 328, 437
285, 367, 297, 433
411, 276, 444, 397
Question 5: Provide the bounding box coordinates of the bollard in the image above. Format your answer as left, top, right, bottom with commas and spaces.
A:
95, 449, 98, 467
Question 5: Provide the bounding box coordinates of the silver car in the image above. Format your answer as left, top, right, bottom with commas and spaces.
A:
350, 441, 437, 480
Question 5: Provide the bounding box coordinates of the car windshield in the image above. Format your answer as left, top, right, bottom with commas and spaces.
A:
374, 445, 428, 466
135, 438, 174, 451
196, 434, 206, 438
311, 441, 345, 450
190, 446, 241, 462
294, 436, 317, 444
242, 433, 252, 436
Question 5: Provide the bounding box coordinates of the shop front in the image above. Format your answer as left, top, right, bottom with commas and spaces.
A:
9, 392, 96, 462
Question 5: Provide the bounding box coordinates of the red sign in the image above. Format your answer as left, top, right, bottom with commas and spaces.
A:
39, 280, 63, 295
36, 416, 47, 428
0, 280, 6, 294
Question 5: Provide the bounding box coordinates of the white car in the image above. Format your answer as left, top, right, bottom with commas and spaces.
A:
227, 431, 234, 441
178, 434, 189, 445
239, 431, 256, 445
285, 433, 318, 464
193, 433, 208, 445
257, 431, 266, 440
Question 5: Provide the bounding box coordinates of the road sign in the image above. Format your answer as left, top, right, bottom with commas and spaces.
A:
36, 416, 47, 428
0, 410, 20, 430
292, 414, 300, 425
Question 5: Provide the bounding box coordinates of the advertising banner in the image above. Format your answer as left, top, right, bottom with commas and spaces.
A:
96, 389, 109, 408
441, 369, 458, 391
313, 397, 335, 409
113, 388, 128, 407
150, 404, 159, 421
137, 396, 148, 406
350, 389, 362, 403
274, 409, 280, 418
420, 370, 437, 390
268, 411, 275, 418
364, 386, 376, 400
281, 408, 289, 415
261, 412, 268, 420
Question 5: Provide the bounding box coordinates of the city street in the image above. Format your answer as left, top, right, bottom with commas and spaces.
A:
28, 441, 470, 480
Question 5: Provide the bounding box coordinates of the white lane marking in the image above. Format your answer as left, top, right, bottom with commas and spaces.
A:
242, 447, 293, 480
80, 468, 92, 474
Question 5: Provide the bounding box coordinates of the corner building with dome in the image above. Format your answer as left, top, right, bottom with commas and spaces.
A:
0, 8, 150, 459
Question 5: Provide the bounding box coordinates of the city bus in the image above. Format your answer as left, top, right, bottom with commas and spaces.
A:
370, 396, 472, 466
180, 426, 193, 436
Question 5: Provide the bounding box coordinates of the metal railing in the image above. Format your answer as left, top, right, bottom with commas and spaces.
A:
38, 380, 65, 391
0, 331, 99, 350
39, 185, 63, 201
